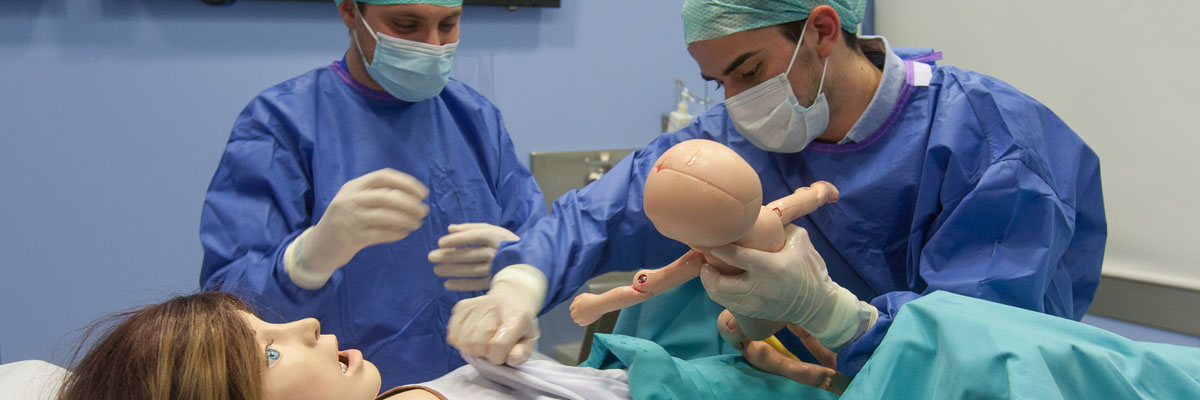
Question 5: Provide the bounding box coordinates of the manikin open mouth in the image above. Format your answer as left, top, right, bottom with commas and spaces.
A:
337, 349, 363, 375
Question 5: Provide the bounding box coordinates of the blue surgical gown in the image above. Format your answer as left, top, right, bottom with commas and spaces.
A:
493, 42, 1106, 376
199, 60, 547, 388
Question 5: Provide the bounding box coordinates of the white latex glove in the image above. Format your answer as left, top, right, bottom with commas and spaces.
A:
447, 264, 546, 366
429, 223, 519, 291
284, 168, 429, 289
700, 224, 879, 351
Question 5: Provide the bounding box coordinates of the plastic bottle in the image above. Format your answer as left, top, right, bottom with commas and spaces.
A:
666, 87, 697, 132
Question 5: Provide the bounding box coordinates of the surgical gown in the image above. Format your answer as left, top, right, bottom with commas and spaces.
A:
200, 59, 547, 388
492, 41, 1105, 376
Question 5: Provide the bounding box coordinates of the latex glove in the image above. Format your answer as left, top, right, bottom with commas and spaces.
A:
447, 264, 546, 365
429, 223, 519, 291
700, 224, 879, 351
284, 168, 429, 289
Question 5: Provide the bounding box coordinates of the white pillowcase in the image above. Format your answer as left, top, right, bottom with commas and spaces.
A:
0, 360, 69, 400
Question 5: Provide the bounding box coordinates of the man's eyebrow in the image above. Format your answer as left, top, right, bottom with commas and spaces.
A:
723, 50, 759, 76
386, 9, 463, 21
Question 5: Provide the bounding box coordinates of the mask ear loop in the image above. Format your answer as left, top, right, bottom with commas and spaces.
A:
352, 1, 377, 67
815, 51, 829, 97
784, 22, 807, 73
354, 1, 379, 38
784, 21, 831, 101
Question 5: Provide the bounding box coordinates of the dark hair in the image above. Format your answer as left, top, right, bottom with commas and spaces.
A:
778, 19, 860, 52
57, 292, 265, 400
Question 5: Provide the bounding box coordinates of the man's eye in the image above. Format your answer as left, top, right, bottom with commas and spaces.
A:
742, 65, 759, 79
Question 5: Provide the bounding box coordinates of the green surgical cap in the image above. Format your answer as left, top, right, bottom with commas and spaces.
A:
682, 0, 866, 44
335, 0, 463, 6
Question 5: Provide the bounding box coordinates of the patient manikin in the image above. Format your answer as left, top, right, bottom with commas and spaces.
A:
54, 291, 850, 399
570, 139, 838, 340
54, 291, 628, 400
241, 312, 630, 400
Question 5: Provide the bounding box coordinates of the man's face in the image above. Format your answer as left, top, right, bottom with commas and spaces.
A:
688, 24, 822, 104
353, 3, 462, 63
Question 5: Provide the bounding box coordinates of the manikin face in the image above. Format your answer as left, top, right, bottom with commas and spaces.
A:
240, 312, 382, 400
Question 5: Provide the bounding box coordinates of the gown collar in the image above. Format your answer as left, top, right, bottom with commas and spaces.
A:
838, 35, 906, 145
333, 56, 404, 103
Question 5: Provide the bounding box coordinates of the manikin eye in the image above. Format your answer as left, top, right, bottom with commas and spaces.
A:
266, 346, 282, 368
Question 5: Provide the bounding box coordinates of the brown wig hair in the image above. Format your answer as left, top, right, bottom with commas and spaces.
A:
57, 291, 266, 400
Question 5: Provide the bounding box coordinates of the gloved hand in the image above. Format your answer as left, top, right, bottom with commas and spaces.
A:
284, 168, 429, 289
700, 224, 879, 351
429, 223, 519, 291
447, 264, 546, 365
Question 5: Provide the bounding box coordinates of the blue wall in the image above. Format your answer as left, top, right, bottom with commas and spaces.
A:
0, 0, 713, 364
4, 0, 1192, 367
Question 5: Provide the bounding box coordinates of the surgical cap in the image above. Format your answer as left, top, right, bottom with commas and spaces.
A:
335, 0, 463, 6
682, 0, 866, 44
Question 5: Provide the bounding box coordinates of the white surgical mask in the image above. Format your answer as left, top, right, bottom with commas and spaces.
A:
353, 3, 457, 102
725, 22, 830, 153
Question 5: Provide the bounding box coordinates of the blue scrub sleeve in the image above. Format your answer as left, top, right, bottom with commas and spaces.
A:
491, 115, 548, 235
838, 159, 1081, 375
491, 135, 698, 312
198, 107, 335, 316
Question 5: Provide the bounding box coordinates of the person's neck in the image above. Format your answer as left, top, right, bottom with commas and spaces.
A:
345, 43, 386, 92
816, 51, 882, 143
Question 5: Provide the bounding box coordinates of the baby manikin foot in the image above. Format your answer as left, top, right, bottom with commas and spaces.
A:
742, 340, 836, 391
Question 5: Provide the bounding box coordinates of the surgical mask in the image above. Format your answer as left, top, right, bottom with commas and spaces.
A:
725, 22, 830, 153
353, 3, 457, 102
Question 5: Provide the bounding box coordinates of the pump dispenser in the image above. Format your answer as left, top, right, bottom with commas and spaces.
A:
666, 88, 696, 132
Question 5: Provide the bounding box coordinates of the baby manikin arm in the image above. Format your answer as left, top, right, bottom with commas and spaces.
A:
569, 181, 839, 327
569, 251, 705, 325
766, 181, 839, 222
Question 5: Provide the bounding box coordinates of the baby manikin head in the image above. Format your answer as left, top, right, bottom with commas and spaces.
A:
643, 139, 763, 248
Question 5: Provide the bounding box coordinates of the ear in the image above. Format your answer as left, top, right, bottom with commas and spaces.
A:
808, 5, 841, 58
337, 0, 358, 30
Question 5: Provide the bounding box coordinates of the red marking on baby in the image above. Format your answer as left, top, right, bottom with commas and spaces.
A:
631, 274, 649, 294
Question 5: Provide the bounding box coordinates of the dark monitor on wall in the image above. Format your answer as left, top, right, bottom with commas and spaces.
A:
203, 0, 560, 7
465, 0, 559, 7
